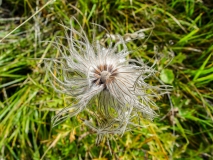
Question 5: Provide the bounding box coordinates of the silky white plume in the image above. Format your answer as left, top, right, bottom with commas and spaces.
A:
45, 20, 170, 141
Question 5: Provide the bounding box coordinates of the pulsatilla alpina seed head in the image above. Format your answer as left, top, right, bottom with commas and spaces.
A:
45, 19, 170, 142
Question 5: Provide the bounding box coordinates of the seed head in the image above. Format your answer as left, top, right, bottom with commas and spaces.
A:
45, 19, 170, 141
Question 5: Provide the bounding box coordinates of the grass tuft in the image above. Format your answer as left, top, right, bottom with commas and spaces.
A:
0, 0, 213, 159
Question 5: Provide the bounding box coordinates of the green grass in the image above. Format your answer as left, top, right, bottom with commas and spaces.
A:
0, 0, 213, 159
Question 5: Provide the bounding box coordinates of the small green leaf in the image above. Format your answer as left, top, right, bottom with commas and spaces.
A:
160, 69, 175, 84
171, 52, 186, 64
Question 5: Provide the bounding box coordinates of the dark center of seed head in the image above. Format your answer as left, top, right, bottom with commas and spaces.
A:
100, 71, 111, 84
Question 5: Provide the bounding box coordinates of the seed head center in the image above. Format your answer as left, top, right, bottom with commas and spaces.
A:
100, 71, 111, 84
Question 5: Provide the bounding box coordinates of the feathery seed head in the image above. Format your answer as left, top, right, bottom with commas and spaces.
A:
45, 19, 170, 142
